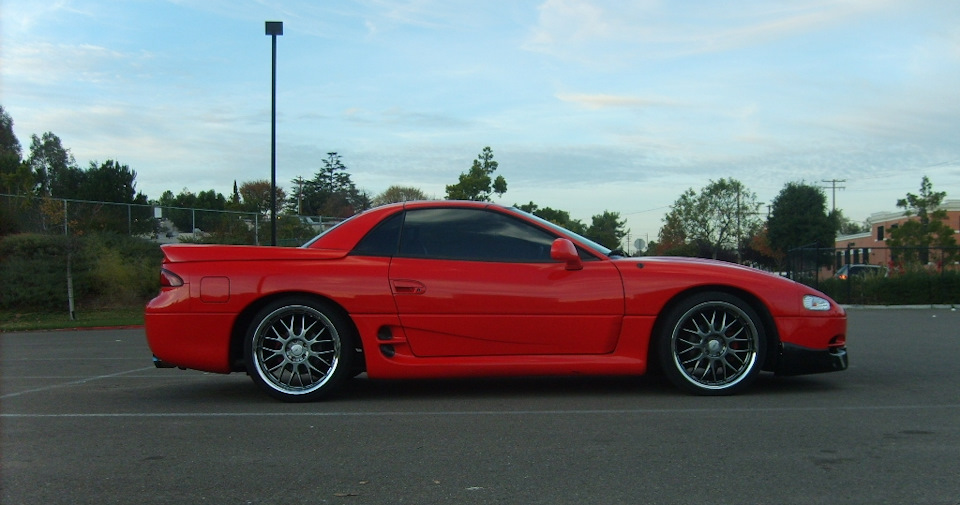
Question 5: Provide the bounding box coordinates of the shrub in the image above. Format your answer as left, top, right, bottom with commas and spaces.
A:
0, 233, 162, 311
0, 234, 73, 309
818, 270, 960, 305
75, 233, 163, 306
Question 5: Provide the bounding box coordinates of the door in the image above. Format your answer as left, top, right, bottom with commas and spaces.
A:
388, 207, 624, 357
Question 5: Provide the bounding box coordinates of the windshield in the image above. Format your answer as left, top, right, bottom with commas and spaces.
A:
511, 208, 613, 257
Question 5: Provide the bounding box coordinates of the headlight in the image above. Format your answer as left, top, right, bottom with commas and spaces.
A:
803, 294, 831, 311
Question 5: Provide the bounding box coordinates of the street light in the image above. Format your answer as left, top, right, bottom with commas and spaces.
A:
265, 21, 283, 246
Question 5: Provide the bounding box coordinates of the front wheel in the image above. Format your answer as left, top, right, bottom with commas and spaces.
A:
658, 292, 767, 396
244, 298, 355, 402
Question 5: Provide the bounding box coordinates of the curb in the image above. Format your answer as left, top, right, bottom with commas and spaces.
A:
0, 325, 145, 334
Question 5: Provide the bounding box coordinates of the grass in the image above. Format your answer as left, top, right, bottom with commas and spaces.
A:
0, 305, 144, 332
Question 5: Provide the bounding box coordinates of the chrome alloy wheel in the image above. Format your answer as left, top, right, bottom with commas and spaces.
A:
669, 299, 761, 393
250, 304, 342, 397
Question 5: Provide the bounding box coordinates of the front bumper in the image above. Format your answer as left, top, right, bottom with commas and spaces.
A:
775, 342, 848, 376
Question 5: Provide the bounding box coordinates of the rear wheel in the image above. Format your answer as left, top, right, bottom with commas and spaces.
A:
244, 298, 355, 402
658, 292, 766, 395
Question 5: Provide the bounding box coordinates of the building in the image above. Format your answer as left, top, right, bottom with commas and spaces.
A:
834, 199, 960, 272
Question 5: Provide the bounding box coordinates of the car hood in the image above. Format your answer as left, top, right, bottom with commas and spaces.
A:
612, 256, 838, 317
623, 256, 788, 280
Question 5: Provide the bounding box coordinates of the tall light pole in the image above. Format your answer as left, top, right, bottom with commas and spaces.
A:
265, 21, 283, 246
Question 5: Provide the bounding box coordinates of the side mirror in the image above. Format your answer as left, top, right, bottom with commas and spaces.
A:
550, 238, 583, 271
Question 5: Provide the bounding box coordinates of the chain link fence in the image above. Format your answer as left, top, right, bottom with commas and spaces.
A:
0, 193, 340, 246
0, 193, 343, 314
787, 243, 960, 305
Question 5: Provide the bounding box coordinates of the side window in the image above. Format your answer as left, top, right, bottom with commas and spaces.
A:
399, 208, 557, 262
351, 211, 403, 257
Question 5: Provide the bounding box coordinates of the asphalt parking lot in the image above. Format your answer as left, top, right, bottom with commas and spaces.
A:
2, 308, 959, 505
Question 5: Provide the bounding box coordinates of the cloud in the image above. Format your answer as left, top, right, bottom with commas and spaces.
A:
0, 0, 92, 36
526, 0, 614, 46
555, 92, 675, 110
1, 42, 149, 87
350, 0, 512, 34
523, 0, 902, 63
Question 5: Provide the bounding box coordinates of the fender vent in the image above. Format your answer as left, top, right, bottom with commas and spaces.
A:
379, 344, 395, 358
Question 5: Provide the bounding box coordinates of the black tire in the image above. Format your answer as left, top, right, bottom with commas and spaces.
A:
244, 297, 356, 402
657, 292, 766, 396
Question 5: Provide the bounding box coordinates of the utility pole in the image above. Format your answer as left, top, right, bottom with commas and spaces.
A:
737, 182, 743, 264
821, 179, 846, 213
294, 175, 304, 215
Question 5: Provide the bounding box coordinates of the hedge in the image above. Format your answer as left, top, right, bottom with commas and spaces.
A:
0, 233, 163, 311
817, 271, 960, 305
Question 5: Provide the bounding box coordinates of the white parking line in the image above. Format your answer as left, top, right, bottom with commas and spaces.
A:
2, 403, 959, 418
0, 366, 155, 400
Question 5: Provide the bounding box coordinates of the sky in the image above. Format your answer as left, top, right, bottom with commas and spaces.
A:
2, 0, 959, 247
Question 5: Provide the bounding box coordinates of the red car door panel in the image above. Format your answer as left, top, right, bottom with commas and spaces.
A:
389, 258, 624, 357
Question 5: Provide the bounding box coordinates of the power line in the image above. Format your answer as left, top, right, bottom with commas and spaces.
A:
623, 205, 671, 216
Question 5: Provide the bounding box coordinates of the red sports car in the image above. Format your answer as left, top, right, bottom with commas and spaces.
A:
145, 200, 847, 401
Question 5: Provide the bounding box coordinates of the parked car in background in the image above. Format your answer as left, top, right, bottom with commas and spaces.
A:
145, 201, 848, 401
835, 264, 888, 280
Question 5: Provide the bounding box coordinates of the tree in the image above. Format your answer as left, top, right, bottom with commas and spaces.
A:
27, 132, 81, 197
0, 106, 29, 194
834, 209, 868, 235
230, 180, 241, 208
237, 179, 286, 216
71, 160, 151, 234
516, 201, 587, 235
445, 146, 507, 201
372, 185, 427, 206
586, 210, 628, 251
656, 208, 698, 256
0, 106, 19, 158
294, 152, 369, 218
157, 188, 228, 233
743, 227, 783, 268
887, 176, 957, 268
660, 178, 762, 260
766, 182, 837, 257
80, 160, 146, 204
0, 105, 24, 193
195, 189, 227, 213
0, 106, 32, 233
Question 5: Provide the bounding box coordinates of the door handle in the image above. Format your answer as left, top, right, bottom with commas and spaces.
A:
391, 279, 426, 295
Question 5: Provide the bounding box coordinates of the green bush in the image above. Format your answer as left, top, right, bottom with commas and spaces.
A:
0, 233, 162, 311
818, 270, 960, 305
77, 233, 163, 305
0, 234, 74, 309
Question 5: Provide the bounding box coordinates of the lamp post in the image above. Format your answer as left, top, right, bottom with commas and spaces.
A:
265, 21, 283, 246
